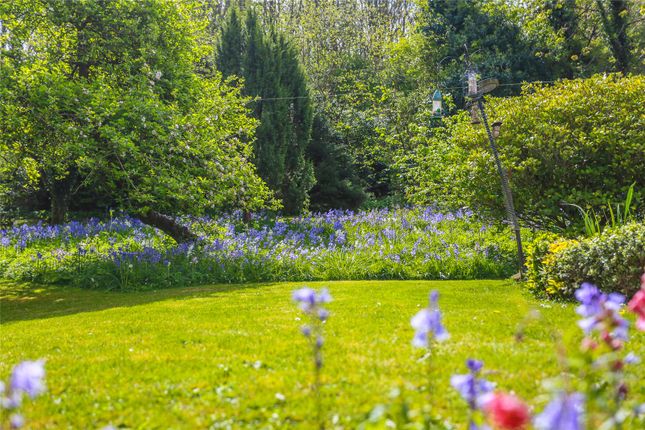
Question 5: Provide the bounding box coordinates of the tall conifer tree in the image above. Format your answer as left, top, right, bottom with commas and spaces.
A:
217, 8, 314, 214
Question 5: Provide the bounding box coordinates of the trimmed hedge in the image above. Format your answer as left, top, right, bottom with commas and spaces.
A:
526, 222, 645, 299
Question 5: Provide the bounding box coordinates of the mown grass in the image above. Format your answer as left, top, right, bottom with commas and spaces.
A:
1, 279, 643, 429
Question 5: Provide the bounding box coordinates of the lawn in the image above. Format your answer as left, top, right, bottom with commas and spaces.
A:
1, 279, 643, 429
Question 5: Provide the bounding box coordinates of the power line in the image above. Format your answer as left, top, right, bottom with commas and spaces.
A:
254, 80, 559, 101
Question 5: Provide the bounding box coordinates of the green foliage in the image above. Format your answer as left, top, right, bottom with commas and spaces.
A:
420, 0, 550, 107
216, 8, 314, 214
565, 183, 636, 236
525, 222, 645, 299
404, 74, 645, 229
0, 208, 522, 290
267, 0, 422, 202
420, 0, 644, 107
308, 114, 366, 211
0, 0, 274, 224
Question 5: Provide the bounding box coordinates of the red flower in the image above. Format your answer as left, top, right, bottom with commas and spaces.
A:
485, 392, 531, 430
627, 276, 645, 331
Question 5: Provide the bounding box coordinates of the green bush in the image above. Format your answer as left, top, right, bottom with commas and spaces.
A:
404, 74, 645, 229
525, 222, 645, 299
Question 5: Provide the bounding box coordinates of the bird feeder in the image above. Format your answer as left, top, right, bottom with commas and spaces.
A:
491, 121, 502, 138
432, 89, 443, 118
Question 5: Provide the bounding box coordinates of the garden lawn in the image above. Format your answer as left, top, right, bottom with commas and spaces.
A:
1, 279, 643, 429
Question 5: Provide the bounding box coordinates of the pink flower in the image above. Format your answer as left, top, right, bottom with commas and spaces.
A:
485, 392, 531, 430
627, 273, 645, 331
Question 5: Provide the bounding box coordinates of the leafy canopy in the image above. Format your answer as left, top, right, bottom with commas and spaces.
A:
0, 0, 275, 223
403, 74, 645, 229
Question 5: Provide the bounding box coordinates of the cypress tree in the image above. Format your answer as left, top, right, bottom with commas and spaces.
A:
216, 8, 314, 214
308, 113, 366, 211
215, 7, 243, 78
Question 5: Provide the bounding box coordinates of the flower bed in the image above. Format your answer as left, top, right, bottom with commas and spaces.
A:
0, 207, 521, 290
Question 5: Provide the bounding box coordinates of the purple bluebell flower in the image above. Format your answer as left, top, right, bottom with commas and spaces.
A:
301, 326, 312, 337
575, 283, 605, 317
411, 290, 449, 347
293, 287, 331, 373
10, 413, 25, 429
293, 287, 316, 308
317, 307, 329, 321
450, 359, 494, 409
382, 228, 396, 241
624, 352, 640, 364
467, 358, 483, 372
574, 283, 629, 341
10, 360, 45, 398
534, 392, 584, 430
293, 287, 331, 316
293, 287, 331, 324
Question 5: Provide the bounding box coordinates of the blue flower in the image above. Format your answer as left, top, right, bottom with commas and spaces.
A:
10, 360, 46, 399
293, 287, 316, 310
534, 392, 584, 430
575, 283, 605, 317
411, 290, 449, 347
450, 359, 494, 409
10, 413, 25, 429
467, 358, 483, 373
293, 287, 331, 318
574, 283, 629, 341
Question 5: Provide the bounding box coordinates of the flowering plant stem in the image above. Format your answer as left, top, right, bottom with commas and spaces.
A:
292, 287, 331, 430
310, 327, 324, 430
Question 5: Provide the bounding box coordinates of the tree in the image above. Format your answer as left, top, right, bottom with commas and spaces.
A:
403, 74, 645, 229
267, 1, 422, 202
594, 0, 633, 73
420, 0, 550, 108
216, 8, 314, 214
526, 0, 644, 77
308, 114, 366, 211
543, 0, 583, 78
0, 0, 275, 240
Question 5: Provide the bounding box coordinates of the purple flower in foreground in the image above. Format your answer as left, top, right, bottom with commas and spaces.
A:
534, 392, 584, 430
467, 358, 483, 372
575, 283, 604, 317
10, 413, 25, 429
10, 360, 45, 399
574, 283, 629, 342
293, 287, 316, 309
411, 290, 449, 347
292, 287, 331, 430
293, 286, 332, 353
451, 359, 494, 430
451, 359, 495, 409
293, 287, 331, 315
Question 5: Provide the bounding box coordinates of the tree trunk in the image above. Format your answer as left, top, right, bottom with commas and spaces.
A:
595, 0, 631, 73
50, 178, 73, 225
138, 210, 198, 243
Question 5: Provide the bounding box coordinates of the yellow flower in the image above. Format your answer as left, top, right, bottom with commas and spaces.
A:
547, 278, 564, 293
543, 239, 578, 267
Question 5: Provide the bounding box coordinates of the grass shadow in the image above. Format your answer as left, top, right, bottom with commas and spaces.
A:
0, 279, 271, 324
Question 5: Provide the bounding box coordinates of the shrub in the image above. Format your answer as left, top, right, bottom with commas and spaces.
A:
526, 222, 645, 298
404, 74, 645, 229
